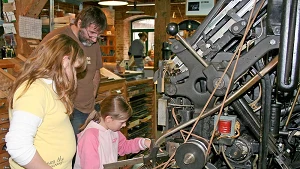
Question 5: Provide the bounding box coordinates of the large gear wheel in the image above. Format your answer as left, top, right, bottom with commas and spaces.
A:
175, 139, 208, 169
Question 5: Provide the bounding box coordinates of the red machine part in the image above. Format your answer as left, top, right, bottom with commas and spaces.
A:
218, 120, 232, 134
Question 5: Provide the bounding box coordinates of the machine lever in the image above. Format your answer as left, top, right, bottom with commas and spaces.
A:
166, 23, 209, 68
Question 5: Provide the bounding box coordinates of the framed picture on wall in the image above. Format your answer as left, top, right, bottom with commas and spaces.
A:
185, 0, 215, 16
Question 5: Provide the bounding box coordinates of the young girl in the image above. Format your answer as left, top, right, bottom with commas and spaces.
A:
74, 94, 151, 169
5, 34, 86, 169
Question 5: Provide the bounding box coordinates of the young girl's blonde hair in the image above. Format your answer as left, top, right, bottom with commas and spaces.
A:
8, 34, 86, 115
80, 94, 132, 131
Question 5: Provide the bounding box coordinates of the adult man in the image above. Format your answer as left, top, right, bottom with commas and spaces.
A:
128, 32, 147, 71
41, 6, 107, 138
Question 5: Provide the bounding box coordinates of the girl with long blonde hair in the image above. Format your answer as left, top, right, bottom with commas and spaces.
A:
5, 34, 86, 169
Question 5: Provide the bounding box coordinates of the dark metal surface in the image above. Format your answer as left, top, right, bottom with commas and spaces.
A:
102, 0, 300, 168
175, 139, 207, 169
103, 152, 168, 169
155, 56, 279, 147
277, 0, 300, 91
151, 0, 300, 168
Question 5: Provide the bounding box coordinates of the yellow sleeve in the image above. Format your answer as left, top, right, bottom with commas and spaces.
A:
13, 80, 47, 119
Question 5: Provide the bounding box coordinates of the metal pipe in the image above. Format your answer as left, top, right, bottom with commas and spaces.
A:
259, 68, 272, 169
277, 0, 300, 91
231, 100, 260, 137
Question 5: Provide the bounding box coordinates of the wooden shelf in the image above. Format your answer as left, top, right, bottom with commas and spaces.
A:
0, 59, 15, 69
100, 26, 116, 63
125, 79, 156, 139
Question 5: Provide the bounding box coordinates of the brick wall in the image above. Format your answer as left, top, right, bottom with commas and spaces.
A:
113, 4, 206, 61
44, 2, 207, 61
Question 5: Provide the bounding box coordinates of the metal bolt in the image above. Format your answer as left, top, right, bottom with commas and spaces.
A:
286, 149, 291, 153
183, 153, 195, 164
241, 21, 246, 26
233, 26, 239, 31
174, 45, 178, 50
213, 78, 225, 89
270, 39, 276, 45
274, 26, 280, 34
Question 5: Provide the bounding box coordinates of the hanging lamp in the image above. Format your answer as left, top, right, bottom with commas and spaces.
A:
98, 0, 128, 6
126, 0, 144, 14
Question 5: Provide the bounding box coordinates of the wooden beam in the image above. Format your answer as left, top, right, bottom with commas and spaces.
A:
24, 0, 48, 18
15, 0, 47, 58
154, 0, 171, 71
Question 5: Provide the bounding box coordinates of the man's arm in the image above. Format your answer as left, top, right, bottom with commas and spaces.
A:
93, 69, 100, 98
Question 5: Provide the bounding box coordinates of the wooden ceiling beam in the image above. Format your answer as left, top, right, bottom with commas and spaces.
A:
22, 0, 48, 18
15, 0, 47, 58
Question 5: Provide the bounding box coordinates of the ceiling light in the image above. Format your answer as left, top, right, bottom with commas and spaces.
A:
127, 2, 154, 6
98, 1, 128, 6
126, 8, 144, 14
127, 2, 186, 6
126, 0, 144, 14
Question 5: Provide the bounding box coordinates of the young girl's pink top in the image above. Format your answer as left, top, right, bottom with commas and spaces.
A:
74, 121, 147, 169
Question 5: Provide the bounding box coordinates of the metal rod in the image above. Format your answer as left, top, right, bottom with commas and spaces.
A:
176, 34, 209, 67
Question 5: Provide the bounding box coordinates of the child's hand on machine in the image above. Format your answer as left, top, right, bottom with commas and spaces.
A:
143, 138, 164, 153
144, 138, 151, 148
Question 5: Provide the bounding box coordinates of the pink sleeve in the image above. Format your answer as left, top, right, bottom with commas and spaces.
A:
117, 131, 145, 156
77, 129, 100, 169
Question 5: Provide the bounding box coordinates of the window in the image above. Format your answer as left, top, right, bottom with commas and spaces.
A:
131, 17, 155, 56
